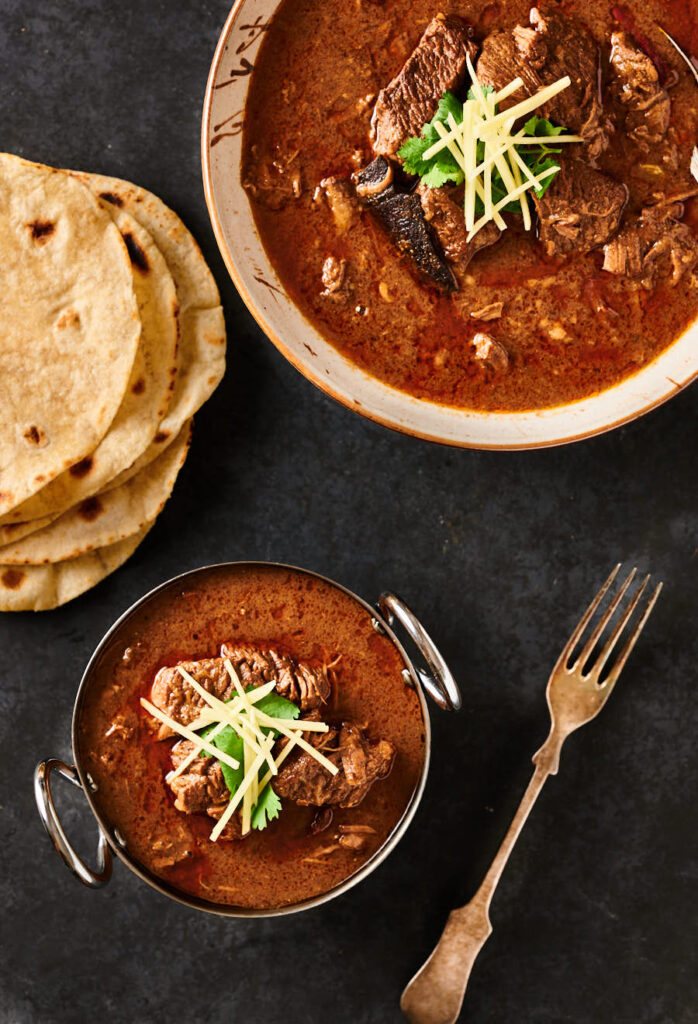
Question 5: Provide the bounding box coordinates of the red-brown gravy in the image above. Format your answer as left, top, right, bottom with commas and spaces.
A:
78, 566, 426, 909
242, 0, 698, 411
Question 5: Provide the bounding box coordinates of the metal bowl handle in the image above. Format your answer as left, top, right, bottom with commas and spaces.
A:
34, 759, 113, 889
377, 592, 462, 712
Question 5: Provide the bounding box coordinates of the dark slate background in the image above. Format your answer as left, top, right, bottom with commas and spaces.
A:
0, 2, 696, 1022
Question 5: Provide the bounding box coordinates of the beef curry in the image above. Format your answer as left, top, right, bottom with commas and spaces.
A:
78, 565, 426, 909
242, 0, 698, 411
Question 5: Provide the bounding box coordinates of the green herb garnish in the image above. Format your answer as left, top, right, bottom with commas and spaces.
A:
198, 689, 300, 831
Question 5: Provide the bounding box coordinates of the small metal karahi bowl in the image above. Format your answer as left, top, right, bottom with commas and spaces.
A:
35, 561, 461, 918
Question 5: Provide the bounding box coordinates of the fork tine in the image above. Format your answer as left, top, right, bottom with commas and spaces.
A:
573, 565, 637, 672
556, 563, 621, 670
599, 580, 663, 689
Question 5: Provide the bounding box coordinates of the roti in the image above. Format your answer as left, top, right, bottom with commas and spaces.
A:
0, 205, 179, 524
0, 154, 140, 516
0, 525, 152, 612
0, 422, 191, 565
0, 514, 59, 548
75, 172, 226, 479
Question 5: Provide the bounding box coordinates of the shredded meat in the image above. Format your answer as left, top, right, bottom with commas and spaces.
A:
609, 31, 670, 152
371, 15, 476, 158
471, 301, 504, 321
603, 201, 698, 288
243, 143, 302, 210
151, 647, 331, 736
275, 721, 396, 808
149, 824, 195, 869
534, 158, 627, 256
315, 176, 360, 233
321, 255, 349, 298
472, 332, 509, 373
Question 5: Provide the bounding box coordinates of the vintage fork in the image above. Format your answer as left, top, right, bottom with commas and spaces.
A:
401, 564, 662, 1024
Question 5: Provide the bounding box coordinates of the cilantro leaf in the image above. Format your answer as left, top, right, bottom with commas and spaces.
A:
523, 114, 565, 138
398, 134, 434, 178
528, 155, 560, 198
398, 90, 465, 181
466, 83, 494, 102
200, 723, 244, 795
253, 691, 301, 727
251, 784, 282, 830
434, 90, 464, 125
421, 162, 464, 188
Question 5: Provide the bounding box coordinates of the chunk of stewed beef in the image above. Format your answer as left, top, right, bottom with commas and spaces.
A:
275, 721, 396, 808
355, 157, 457, 290
371, 15, 477, 158
166, 740, 244, 840
534, 158, 627, 256
476, 29, 544, 104
477, 8, 609, 159
418, 184, 501, 273
151, 647, 331, 736
603, 201, 698, 288
151, 657, 231, 737
608, 31, 671, 152
220, 643, 332, 711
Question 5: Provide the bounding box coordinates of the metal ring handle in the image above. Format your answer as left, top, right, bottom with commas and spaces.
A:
34, 759, 113, 889
377, 592, 462, 712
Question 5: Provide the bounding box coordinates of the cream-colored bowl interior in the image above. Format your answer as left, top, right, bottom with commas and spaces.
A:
202, 0, 697, 449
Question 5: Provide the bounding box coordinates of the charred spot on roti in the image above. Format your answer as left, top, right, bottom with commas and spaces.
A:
55, 308, 81, 330
123, 231, 150, 274
99, 191, 124, 207
78, 496, 104, 522
1, 568, 26, 590
27, 219, 55, 244
154, 430, 170, 444
23, 425, 47, 447
69, 456, 94, 479
131, 378, 146, 395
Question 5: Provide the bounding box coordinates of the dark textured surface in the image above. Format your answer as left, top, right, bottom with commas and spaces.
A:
0, 2, 696, 1022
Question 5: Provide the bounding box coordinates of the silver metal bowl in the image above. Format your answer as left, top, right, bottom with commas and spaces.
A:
35, 561, 461, 917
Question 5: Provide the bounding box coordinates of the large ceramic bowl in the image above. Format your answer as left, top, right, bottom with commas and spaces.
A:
202, 0, 698, 450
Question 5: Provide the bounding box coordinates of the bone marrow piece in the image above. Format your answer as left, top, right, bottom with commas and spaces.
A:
355, 157, 457, 290
371, 14, 477, 159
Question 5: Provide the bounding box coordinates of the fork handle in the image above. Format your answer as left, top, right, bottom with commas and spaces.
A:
401, 760, 553, 1024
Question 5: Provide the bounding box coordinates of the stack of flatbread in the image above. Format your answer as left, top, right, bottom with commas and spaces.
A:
0, 154, 226, 610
